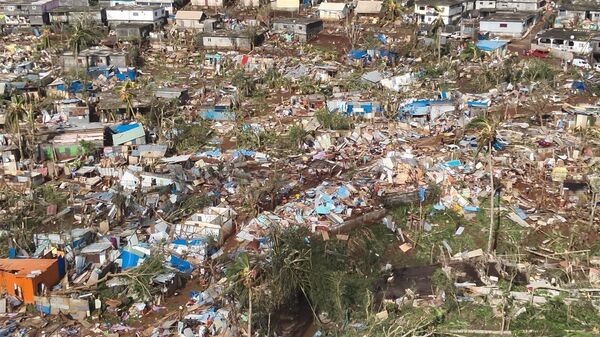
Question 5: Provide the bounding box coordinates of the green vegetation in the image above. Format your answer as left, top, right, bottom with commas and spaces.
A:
172, 119, 214, 153
316, 108, 353, 130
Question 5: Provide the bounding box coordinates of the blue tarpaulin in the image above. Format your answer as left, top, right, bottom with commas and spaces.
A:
348, 50, 370, 60
170, 255, 193, 273
121, 249, 142, 269
475, 40, 508, 52
113, 123, 141, 133
571, 81, 586, 91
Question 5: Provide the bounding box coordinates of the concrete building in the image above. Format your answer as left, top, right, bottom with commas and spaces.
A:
274, 0, 300, 11
114, 22, 154, 39
175, 10, 206, 29
60, 46, 129, 70
557, 0, 600, 27
134, 0, 179, 16
200, 30, 265, 51
190, 0, 231, 8
105, 5, 166, 27
318, 2, 349, 20
534, 28, 600, 55
495, 0, 542, 12
414, 0, 464, 25
0, 0, 59, 25
48, 6, 103, 24
479, 12, 536, 38
0, 259, 61, 304
272, 18, 323, 42
474, 0, 496, 12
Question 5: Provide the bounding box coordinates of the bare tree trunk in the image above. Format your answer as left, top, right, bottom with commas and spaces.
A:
248, 287, 252, 337
487, 141, 495, 254
591, 192, 598, 226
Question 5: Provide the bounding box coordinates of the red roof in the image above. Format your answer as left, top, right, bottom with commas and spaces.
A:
0, 259, 58, 278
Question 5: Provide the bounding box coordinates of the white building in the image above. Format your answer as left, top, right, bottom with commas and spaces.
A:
475, 0, 496, 11
135, 0, 178, 16
274, 0, 301, 11
414, 0, 464, 25
190, 0, 230, 8
535, 28, 599, 55
105, 5, 166, 27
318, 2, 350, 20
496, 0, 542, 12
175, 10, 206, 29
479, 12, 536, 38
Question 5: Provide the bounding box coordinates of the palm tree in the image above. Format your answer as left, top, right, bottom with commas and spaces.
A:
460, 42, 482, 62
225, 252, 256, 337
116, 80, 138, 120
383, 0, 403, 24
6, 96, 26, 160
428, 7, 445, 62
467, 116, 499, 254
67, 18, 97, 78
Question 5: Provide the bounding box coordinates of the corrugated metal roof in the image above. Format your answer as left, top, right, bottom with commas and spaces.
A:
355, 0, 382, 13
318, 2, 347, 10
0, 259, 57, 278
175, 10, 205, 20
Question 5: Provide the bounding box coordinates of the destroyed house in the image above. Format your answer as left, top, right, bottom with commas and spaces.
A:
534, 28, 599, 55
154, 87, 189, 103
34, 228, 95, 251
80, 242, 116, 265
190, 0, 232, 8
174, 206, 236, 244
558, 0, 600, 22
0, 0, 59, 25
48, 6, 103, 24
115, 23, 154, 40
0, 259, 62, 304
272, 18, 323, 42
60, 46, 128, 71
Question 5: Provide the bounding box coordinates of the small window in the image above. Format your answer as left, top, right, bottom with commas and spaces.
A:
419, 6, 425, 10
133, 12, 139, 16
479, 1, 483, 4
499, 23, 507, 27
568, 41, 574, 46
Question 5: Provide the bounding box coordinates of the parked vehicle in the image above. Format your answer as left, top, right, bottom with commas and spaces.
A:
594, 63, 600, 72
572, 58, 591, 69
544, 94, 562, 103
524, 49, 549, 58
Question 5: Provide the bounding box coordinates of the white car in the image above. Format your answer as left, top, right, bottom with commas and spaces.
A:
544, 94, 562, 103
572, 58, 591, 69
594, 63, 600, 72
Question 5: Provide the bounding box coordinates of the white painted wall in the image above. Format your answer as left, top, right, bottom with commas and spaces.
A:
106, 7, 165, 22
480, 20, 526, 36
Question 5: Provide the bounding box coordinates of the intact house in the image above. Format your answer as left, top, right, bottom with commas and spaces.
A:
105, 5, 166, 28
60, 46, 129, 71
175, 10, 206, 30
0, 259, 62, 304
0, 0, 59, 25
534, 28, 600, 55
272, 18, 323, 43
414, 0, 464, 25
200, 30, 265, 51
495, 0, 543, 12
354, 0, 383, 17
318, 2, 350, 21
474, 0, 496, 13
557, 0, 600, 27
134, 0, 180, 16
479, 12, 536, 38
274, 0, 301, 11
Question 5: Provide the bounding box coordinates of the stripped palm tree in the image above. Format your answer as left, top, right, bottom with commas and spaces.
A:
467, 116, 500, 254
225, 252, 257, 337
460, 42, 482, 62
383, 0, 403, 25
6, 96, 27, 160
428, 7, 445, 62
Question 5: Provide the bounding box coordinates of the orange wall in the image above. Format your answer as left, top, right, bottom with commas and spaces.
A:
0, 260, 61, 304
